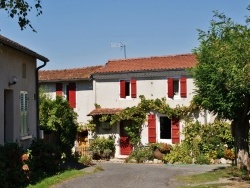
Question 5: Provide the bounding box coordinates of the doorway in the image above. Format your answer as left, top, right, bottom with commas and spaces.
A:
4, 90, 14, 143
120, 120, 133, 155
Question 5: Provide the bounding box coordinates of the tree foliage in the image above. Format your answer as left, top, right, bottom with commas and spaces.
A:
192, 11, 250, 169
0, 0, 42, 32
192, 11, 250, 120
39, 94, 78, 158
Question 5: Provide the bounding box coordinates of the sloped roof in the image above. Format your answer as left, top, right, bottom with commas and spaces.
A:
0, 35, 49, 62
39, 65, 103, 82
88, 108, 123, 116
95, 54, 197, 74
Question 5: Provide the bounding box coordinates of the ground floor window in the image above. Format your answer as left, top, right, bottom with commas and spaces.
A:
160, 117, 171, 139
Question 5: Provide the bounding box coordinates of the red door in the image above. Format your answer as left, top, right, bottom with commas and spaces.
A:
171, 118, 180, 144
120, 121, 133, 155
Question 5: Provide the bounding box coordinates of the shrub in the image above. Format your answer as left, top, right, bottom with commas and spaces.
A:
163, 143, 192, 164
224, 149, 235, 160
89, 136, 115, 160
0, 143, 29, 187
39, 94, 78, 159
129, 146, 154, 163
195, 154, 211, 164
163, 120, 234, 164
78, 155, 92, 165
28, 139, 62, 181
149, 143, 172, 154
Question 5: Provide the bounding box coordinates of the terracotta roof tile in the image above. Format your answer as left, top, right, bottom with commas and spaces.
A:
95, 54, 197, 74
39, 65, 103, 82
88, 108, 123, 116
0, 35, 49, 62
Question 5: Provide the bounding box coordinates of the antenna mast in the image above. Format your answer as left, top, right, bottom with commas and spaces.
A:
110, 42, 126, 59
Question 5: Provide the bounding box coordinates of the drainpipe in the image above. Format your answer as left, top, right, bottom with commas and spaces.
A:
36, 61, 47, 139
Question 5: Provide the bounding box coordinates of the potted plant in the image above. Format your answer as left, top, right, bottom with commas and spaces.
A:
150, 143, 172, 160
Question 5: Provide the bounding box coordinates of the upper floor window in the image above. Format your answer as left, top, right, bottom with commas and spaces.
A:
120, 79, 137, 99
167, 77, 187, 98
56, 82, 76, 108
22, 63, 26, 78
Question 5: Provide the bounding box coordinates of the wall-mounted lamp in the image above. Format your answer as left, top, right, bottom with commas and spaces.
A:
9, 76, 18, 86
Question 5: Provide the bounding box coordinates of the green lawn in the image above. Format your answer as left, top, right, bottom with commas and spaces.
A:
27, 170, 85, 188
177, 166, 250, 187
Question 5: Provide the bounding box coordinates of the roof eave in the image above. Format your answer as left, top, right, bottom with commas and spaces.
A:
0, 35, 49, 62
39, 78, 90, 83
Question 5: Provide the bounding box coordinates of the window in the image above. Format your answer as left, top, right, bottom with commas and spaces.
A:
67, 83, 76, 108
55, 82, 76, 108
167, 77, 187, 98
100, 122, 111, 130
160, 117, 171, 139
56, 83, 63, 96
20, 91, 29, 136
120, 79, 137, 98
173, 80, 179, 96
22, 63, 26, 78
159, 116, 180, 144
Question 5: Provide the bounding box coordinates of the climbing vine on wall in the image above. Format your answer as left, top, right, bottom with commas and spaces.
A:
86, 95, 198, 147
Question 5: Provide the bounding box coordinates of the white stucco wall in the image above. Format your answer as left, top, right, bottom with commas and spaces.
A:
40, 80, 96, 124
94, 77, 195, 108
0, 45, 37, 147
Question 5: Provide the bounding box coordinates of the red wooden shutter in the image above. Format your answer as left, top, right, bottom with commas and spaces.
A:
167, 78, 174, 98
148, 114, 156, 143
68, 83, 76, 108
120, 80, 126, 98
171, 118, 180, 144
131, 79, 137, 98
56, 83, 63, 96
180, 77, 187, 98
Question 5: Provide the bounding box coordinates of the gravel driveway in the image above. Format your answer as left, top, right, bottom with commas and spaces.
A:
53, 163, 228, 188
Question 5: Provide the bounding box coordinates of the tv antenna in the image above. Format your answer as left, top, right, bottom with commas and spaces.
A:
110, 42, 126, 59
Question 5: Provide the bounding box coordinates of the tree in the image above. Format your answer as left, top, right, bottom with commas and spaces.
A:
39, 94, 78, 159
0, 0, 42, 32
192, 11, 250, 169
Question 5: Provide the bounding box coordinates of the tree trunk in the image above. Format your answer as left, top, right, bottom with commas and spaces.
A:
231, 117, 250, 170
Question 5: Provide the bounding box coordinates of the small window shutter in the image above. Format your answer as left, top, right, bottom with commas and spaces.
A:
171, 118, 180, 144
120, 80, 126, 98
68, 83, 76, 108
131, 79, 137, 98
180, 77, 187, 98
56, 83, 63, 96
148, 114, 156, 143
167, 78, 174, 98
20, 91, 28, 136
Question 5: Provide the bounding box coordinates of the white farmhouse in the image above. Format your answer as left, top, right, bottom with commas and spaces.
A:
89, 54, 214, 157
39, 54, 214, 158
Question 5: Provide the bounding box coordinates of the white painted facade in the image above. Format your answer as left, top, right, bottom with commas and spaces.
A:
39, 80, 96, 124
92, 72, 214, 158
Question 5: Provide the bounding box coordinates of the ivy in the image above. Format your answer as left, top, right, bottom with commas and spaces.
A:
89, 95, 197, 148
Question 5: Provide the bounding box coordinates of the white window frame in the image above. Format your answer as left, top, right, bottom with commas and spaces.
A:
119, 80, 132, 100
173, 78, 181, 99
157, 115, 172, 144
20, 91, 29, 136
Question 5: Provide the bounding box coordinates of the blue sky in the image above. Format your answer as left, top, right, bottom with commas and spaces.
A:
0, 1, 249, 70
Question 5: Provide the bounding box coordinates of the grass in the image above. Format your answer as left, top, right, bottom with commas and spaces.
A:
27, 164, 104, 188
177, 166, 250, 187
27, 169, 86, 188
